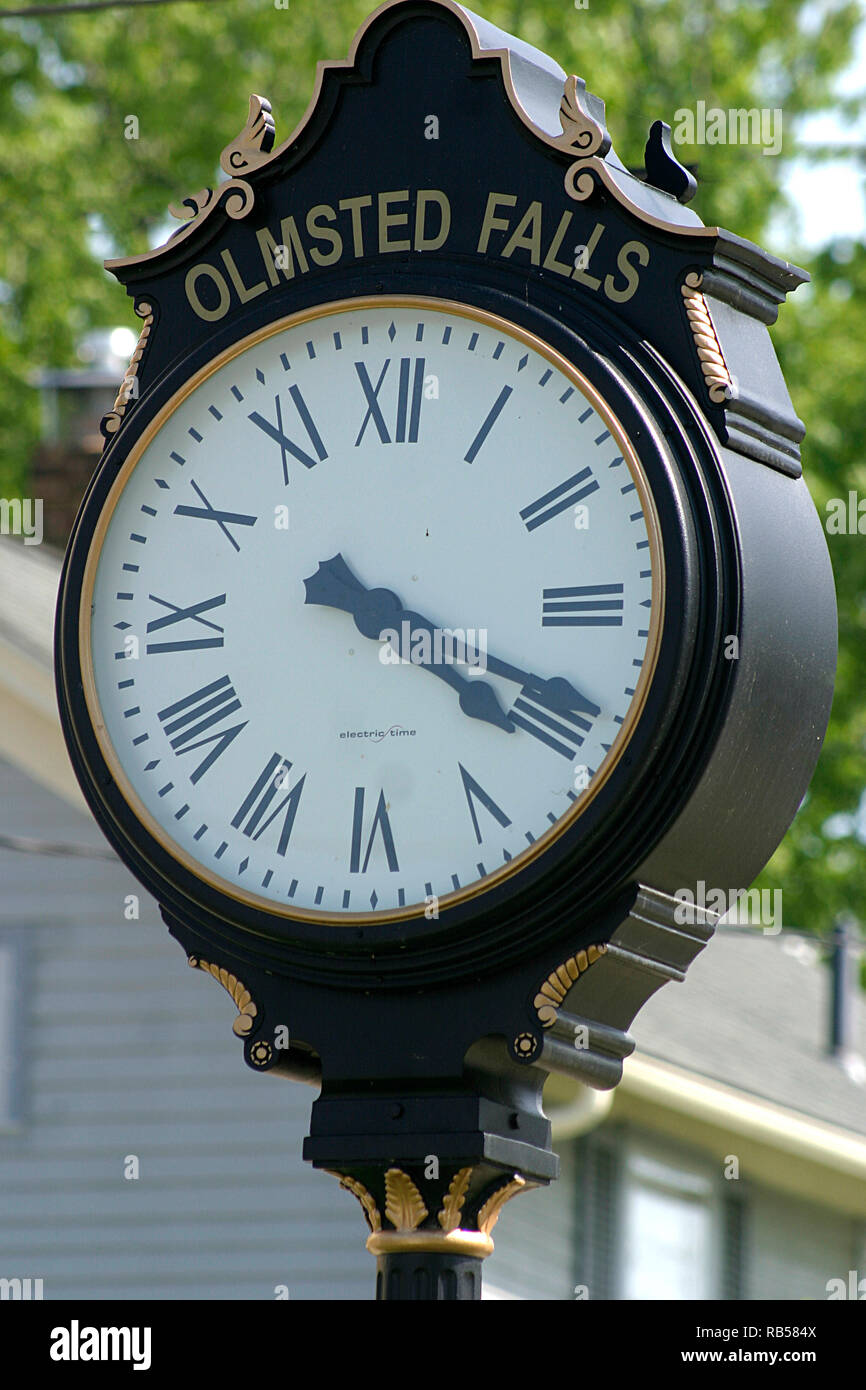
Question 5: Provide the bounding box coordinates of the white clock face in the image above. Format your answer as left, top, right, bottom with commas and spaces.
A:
84, 298, 663, 923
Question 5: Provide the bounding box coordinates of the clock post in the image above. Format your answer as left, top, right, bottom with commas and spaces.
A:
55, 0, 836, 1300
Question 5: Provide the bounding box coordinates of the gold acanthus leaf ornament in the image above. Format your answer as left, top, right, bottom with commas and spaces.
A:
534, 944, 608, 1027
220, 94, 276, 176
438, 1167, 473, 1233
477, 1176, 532, 1236
188, 956, 258, 1037
384, 1169, 428, 1231
325, 1172, 382, 1233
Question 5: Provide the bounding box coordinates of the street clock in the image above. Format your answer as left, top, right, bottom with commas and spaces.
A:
55, 0, 836, 1297
77, 295, 665, 938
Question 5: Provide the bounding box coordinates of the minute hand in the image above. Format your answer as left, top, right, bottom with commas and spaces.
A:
408, 625, 600, 719
388, 613, 599, 725
303, 554, 515, 734
479, 651, 600, 719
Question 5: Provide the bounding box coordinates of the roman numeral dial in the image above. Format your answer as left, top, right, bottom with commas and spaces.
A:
249, 386, 327, 482
520, 468, 598, 530
542, 584, 624, 627
173, 481, 257, 552
232, 755, 306, 857
354, 357, 426, 444
507, 688, 591, 759
350, 787, 399, 873
157, 676, 247, 783
145, 592, 226, 654
87, 300, 660, 921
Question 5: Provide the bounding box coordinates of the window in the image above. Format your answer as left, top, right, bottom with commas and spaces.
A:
619, 1150, 717, 1299
575, 1128, 740, 1300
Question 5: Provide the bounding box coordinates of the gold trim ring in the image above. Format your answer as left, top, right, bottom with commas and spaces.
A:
366, 1229, 495, 1258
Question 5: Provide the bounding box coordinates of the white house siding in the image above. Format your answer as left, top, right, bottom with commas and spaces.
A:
745, 1186, 862, 1301
4, 742, 864, 1303
484, 1143, 577, 1299
0, 757, 371, 1301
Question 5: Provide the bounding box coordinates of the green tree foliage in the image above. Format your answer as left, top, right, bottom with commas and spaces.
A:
762, 241, 866, 934
0, 0, 863, 936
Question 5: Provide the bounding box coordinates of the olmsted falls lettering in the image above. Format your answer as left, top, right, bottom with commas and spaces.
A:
184, 186, 649, 324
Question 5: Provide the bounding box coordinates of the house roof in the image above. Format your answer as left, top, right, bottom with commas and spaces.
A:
632, 925, 866, 1138
0, 535, 59, 669
0, 538, 87, 810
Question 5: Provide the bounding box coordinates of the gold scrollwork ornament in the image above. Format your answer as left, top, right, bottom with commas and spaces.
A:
534, 944, 608, 1027
681, 272, 735, 404
102, 301, 153, 437
555, 75, 611, 202
188, 955, 258, 1037
168, 94, 275, 238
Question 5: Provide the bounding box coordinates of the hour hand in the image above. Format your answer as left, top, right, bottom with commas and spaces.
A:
303, 554, 402, 636
302, 553, 368, 611
303, 554, 515, 733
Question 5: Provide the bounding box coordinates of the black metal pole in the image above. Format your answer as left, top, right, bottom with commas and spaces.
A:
374, 1250, 485, 1300
305, 1048, 559, 1300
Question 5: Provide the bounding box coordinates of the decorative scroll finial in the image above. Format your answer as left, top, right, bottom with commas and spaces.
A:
166, 95, 275, 238
555, 75, 610, 158
556, 75, 611, 201
644, 119, 697, 204
220, 94, 276, 177
167, 188, 213, 225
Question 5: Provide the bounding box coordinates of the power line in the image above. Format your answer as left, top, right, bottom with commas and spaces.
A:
1, 0, 225, 18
